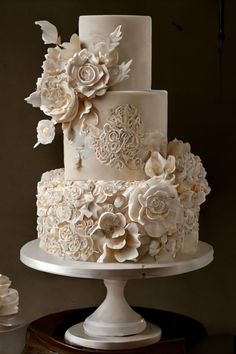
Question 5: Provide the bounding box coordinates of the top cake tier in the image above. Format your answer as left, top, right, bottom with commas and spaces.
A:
79, 15, 152, 91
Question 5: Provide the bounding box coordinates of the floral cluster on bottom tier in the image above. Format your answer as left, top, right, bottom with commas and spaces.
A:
37, 140, 210, 263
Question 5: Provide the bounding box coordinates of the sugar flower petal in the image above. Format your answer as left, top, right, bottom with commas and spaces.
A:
35, 21, 59, 45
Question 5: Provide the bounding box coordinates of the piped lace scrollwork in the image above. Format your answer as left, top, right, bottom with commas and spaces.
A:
91, 104, 148, 170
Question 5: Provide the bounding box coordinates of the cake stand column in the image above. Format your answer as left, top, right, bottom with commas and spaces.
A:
84, 279, 146, 336
65, 278, 162, 349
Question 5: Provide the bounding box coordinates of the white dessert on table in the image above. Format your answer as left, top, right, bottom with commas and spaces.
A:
26, 15, 210, 264
0, 275, 18, 317
0, 275, 26, 354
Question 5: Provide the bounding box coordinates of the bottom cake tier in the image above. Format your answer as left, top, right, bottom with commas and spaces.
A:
36, 164, 209, 263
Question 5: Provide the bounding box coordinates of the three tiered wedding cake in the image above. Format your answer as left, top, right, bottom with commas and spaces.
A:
26, 15, 210, 263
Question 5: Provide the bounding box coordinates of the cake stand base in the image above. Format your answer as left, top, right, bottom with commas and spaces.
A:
65, 322, 161, 350
64, 278, 161, 349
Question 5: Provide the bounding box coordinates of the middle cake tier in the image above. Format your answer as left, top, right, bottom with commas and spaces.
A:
64, 90, 168, 181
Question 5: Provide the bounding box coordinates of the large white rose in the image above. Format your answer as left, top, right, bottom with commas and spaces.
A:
67, 50, 110, 98
128, 177, 184, 238
40, 73, 78, 123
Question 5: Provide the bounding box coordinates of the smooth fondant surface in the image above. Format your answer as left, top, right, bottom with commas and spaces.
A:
79, 15, 152, 91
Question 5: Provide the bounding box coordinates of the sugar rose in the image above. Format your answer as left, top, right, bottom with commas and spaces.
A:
128, 177, 184, 238
67, 50, 110, 98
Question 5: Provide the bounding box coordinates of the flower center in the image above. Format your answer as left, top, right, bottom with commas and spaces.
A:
147, 193, 169, 215
78, 65, 96, 83
42, 127, 50, 136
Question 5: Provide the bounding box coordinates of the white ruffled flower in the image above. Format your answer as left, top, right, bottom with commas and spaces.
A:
144, 151, 175, 178
168, 139, 210, 208
56, 205, 72, 223
91, 212, 141, 263
128, 177, 184, 238
43, 47, 66, 75
40, 168, 65, 182
64, 235, 94, 261
39, 233, 63, 256
34, 120, 55, 147
58, 223, 94, 260
88, 35, 119, 68
40, 73, 78, 123
67, 50, 110, 98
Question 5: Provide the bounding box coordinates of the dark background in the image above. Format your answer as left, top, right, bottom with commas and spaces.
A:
0, 0, 235, 336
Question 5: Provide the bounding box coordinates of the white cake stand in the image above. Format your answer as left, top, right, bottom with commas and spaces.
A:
20, 239, 213, 350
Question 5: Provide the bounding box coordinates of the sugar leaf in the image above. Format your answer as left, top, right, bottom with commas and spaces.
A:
108, 59, 132, 87
35, 21, 60, 45
108, 25, 122, 51
25, 91, 41, 108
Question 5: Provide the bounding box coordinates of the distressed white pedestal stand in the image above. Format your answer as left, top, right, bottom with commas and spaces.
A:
20, 239, 213, 350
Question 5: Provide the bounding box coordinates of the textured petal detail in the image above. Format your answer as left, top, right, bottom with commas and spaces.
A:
97, 244, 116, 263
61, 33, 81, 52
125, 222, 139, 237
112, 226, 126, 238
79, 100, 92, 119
34, 119, 55, 147
115, 246, 138, 263
99, 212, 116, 230
81, 109, 99, 134
144, 151, 166, 178
108, 60, 132, 87
89, 203, 103, 220
138, 207, 146, 225
165, 155, 176, 174
115, 213, 126, 228
144, 221, 166, 238
128, 188, 143, 222
91, 229, 105, 253
106, 237, 126, 250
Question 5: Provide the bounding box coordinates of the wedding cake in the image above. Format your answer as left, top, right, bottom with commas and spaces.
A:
26, 15, 210, 263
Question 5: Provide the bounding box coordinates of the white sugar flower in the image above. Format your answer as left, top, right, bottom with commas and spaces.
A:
26, 22, 133, 145
34, 120, 55, 147
168, 139, 210, 208
40, 74, 78, 123
67, 51, 110, 98
91, 212, 141, 263
55, 205, 72, 223
144, 151, 175, 178
128, 177, 184, 238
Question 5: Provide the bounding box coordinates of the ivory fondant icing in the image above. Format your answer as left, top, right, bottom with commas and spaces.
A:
79, 15, 152, 91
